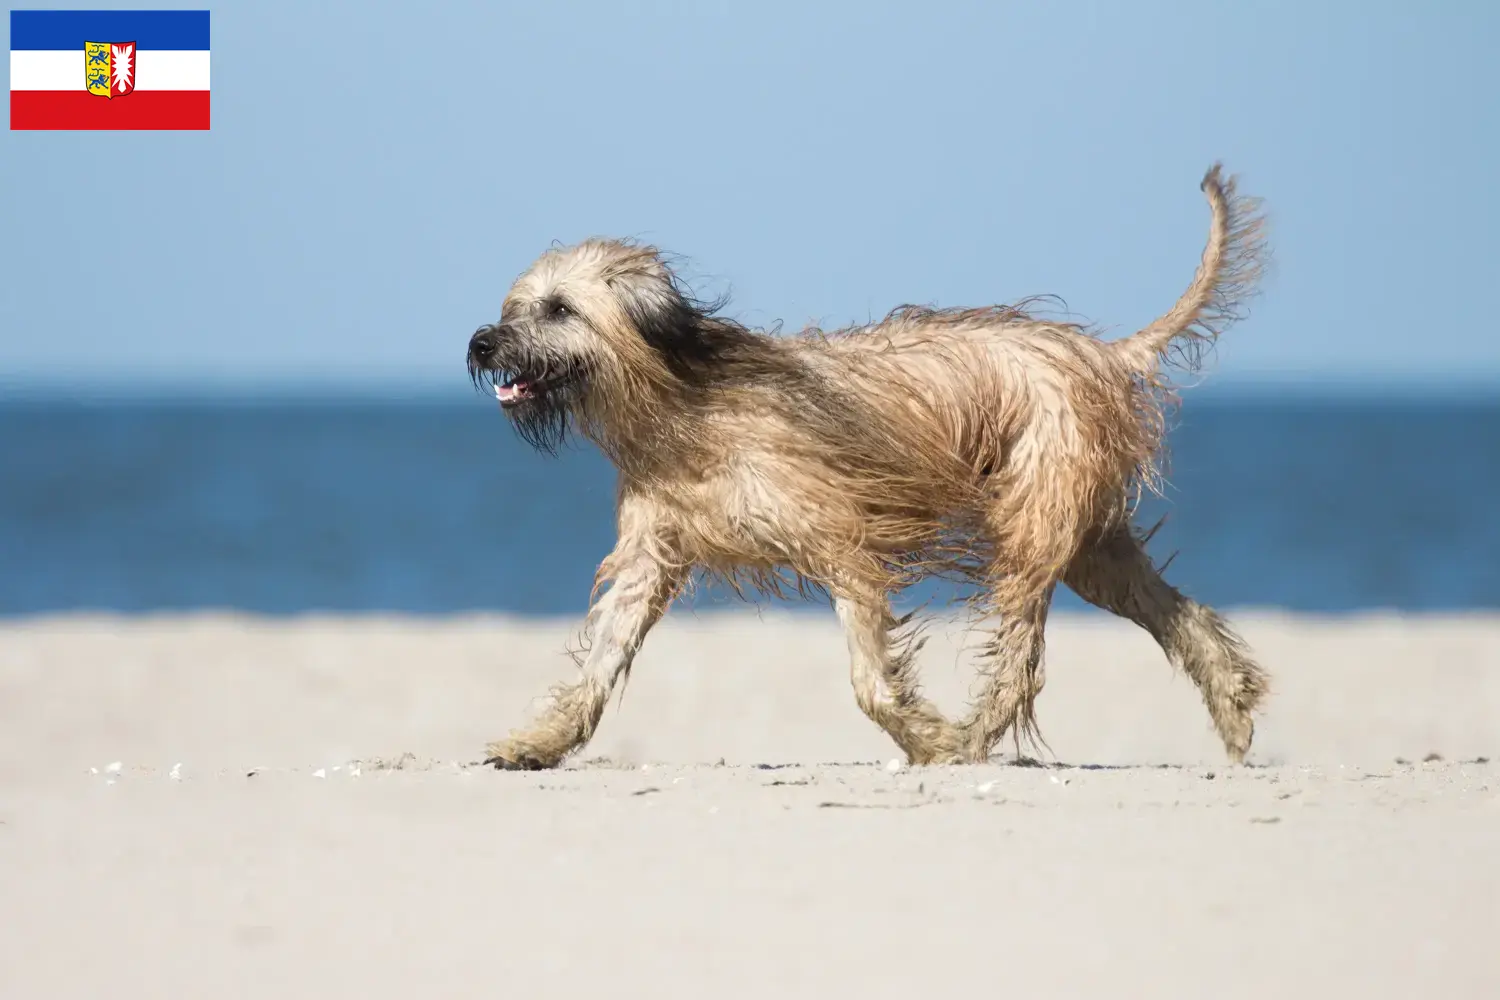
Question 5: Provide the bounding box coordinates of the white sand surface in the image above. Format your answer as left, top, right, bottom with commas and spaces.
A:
1, 609, 1496, 998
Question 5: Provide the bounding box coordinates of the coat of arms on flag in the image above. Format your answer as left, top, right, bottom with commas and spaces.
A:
9, 10, 209, 129
84, 41, 137, 99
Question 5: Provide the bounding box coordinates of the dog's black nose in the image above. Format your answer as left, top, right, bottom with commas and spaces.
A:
469, 325, 498, 362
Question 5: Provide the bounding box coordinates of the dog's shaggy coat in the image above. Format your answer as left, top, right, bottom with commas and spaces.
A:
467, 163, 1271, 769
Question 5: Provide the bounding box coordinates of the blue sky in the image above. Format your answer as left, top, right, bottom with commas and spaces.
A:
3, 0, 1497, 397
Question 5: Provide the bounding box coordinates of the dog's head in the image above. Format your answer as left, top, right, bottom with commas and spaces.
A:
468, 237, 738, 452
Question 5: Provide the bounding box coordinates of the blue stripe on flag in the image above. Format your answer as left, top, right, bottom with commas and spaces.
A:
9, 9, 210, 50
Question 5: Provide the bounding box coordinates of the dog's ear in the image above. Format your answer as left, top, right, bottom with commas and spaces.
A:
622, 288, 704, 358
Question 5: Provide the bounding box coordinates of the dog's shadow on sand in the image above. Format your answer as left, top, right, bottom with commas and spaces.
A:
994, 757, 1275, 772
746, 758, 1264, 773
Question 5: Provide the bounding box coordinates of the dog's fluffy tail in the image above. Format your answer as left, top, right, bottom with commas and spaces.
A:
1113, 163, 1270, 378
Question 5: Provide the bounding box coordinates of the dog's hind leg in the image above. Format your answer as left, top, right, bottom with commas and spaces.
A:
486, 493, 684, 770
1063, 527, 1269, 763
834, 593, 965, 765
958, 458, 1085, 762
959, 574, 1060, 763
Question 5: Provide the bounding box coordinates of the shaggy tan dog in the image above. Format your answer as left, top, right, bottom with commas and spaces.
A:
467, 163, 1271, 770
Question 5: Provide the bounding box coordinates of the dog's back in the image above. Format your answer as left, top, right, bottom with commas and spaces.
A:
793, 162, 1270, 537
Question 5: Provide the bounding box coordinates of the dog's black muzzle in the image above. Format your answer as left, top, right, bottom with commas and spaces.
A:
468, 323, 507, 368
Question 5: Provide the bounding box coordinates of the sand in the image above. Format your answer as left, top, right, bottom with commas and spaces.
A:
1, 609, 1496, 998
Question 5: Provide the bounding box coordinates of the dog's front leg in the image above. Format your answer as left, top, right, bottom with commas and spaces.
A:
485, 496, 683, 770
835, 593, 966, 765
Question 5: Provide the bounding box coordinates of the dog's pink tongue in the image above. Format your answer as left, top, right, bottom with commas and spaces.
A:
494, 381, 529, 405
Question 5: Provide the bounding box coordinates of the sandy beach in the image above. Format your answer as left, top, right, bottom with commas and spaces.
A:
1, 609, 1495, 998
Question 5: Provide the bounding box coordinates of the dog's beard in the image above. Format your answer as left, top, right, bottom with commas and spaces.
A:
505, 389, 575, 453
468, 351, 587, 455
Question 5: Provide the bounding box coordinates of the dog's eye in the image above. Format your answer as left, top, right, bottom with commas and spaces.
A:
548, 300, 571, 319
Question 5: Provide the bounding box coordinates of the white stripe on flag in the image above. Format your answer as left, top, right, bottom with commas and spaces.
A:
9, 50, 210, 92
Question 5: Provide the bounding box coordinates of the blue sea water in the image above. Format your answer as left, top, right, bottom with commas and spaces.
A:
1, 395, 1497, 617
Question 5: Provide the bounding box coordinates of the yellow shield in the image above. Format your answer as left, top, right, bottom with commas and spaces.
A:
85, 41, 111, 98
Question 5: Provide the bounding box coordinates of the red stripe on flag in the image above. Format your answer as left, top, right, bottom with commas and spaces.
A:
10, 91, 210, 130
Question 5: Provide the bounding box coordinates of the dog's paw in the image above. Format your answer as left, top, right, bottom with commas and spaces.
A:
904, 740, 970, 767
483, 742, 555, 771
485, 755, 548, 771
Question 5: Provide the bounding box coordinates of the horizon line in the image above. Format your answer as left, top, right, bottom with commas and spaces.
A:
3, 372, 1498, 405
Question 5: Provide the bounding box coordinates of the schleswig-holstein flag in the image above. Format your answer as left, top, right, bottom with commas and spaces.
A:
9, 9, 210, 129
